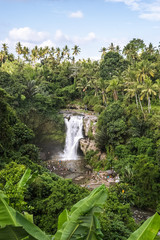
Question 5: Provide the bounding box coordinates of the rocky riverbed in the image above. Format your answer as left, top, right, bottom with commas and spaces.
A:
46, 157, 119, 189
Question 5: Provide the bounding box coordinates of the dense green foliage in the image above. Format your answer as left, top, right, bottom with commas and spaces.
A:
0, 39, 160, 239
0, 186, 160, 240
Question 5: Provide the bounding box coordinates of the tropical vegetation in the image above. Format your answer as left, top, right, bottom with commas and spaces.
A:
0, 38, 160, 239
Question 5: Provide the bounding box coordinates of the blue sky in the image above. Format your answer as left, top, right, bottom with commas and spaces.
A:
0, 0, 160, 59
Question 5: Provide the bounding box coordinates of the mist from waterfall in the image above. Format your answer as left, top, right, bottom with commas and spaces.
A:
60, 115, 84, 160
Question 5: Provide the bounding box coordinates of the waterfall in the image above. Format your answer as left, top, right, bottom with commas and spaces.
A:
60, 115, 84, 160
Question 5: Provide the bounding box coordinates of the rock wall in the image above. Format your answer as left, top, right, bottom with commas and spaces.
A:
83, 114, 97, 136
80, 114, 98, 154
80, 138, 98, 155
80, 114, 106, 161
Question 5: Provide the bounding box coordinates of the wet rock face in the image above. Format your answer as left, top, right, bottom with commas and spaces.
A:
80, 113, 107, 160
83, 115, 97, 137
80, 138, 98, 155
80, 114, 98, 155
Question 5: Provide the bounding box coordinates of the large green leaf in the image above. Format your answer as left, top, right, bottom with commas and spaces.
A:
128, 213, 160, 240
0, 226, 35, 240
58, 209, 69, 230
55, 184, 108, 240
0, 190, 18, 228
23, 212, 34, 223
17, 168, 32, 190
0, 191, 54, 240
76, 208, 104, 240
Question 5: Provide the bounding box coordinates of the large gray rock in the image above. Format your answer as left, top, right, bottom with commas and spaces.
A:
80, 138, 98, 155
83, 114, 98, 137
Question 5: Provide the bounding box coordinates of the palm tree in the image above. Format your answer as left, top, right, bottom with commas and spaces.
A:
0, 43, 8, 63
63, 45, 70, 60
72, 45, 81, 57
56, 47, 61, 62
106, 77, 120, 101
123, 67, 145, 114
24, 80, 38, 99
146, 43, 156, 55
140, 77, 157, 113
2, 43, 8, 55
38, 47, 45, 60
123, 43, 137, 62
70, 56, 74, 64
43, 46, 49, 57
123, 38, 145, 63
125, 81, 140, 108
108, 43, 115, 52
115, 45, 121, 53
49, 47, 55, 57
60, 51, 64, 61
31, 47, 38, 65
99, 47, 107, 58
97, 78, 108, 105
16, 42, 23, 60
76, 77, 91, 97
22, 46, 30, 62
123, 67, 139, 106
153, 79, 160, 102
136, 60, 155, 83
0, 51, 5, 64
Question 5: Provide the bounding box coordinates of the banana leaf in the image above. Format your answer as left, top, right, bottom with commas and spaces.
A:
17, 168, 32, 189
23, 212, 34, 223
128, 212, 160, 240
0, 191, 54, 240
55, 184, 108, 240
58, 209, 69, 230
0, 226, 35, 240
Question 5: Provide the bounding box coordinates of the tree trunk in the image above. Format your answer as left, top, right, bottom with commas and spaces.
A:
148, 96, 151, 113
138, 96, 146, 119
113, 90, 118, 101
135, 93, 139, 108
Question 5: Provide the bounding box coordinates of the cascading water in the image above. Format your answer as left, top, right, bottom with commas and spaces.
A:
60, 115, 84, 160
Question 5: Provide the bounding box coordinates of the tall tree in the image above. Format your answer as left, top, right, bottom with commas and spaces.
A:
22, 46, 30, 62
31, 46, 38, 65
16, 42, 23, 60
153, 79, 160, 102
63, 45, 70, 60
108, 42, 115, 52
72, 45, 81, 57
136, 60, 155, 83
100, 51, 128, 80
106, 77, 120, 101
140, 77, 157, 113
123, 38, 146, 63
99, 47, 107, 58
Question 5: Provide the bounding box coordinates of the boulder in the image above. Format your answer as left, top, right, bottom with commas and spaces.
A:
80, 138, 98, 155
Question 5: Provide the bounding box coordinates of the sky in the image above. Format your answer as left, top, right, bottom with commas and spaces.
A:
0, 0, 160, 59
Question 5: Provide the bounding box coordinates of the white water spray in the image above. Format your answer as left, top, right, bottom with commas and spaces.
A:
60, 115, 84, 160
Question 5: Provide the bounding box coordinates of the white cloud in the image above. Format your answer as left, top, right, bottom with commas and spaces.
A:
39, 40, 55, 48
84, 32, 96, 41
73, 32, 96, 44
54, 29, 96, 45
9, 27, 49, 43
105, 0, 160, 21
105, 0, 140, 10
139, 1, 160, 21
54, 29, 70, 42
69, 10, 83, 18
140, 13, 160, 21
90, 55, 101, 61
